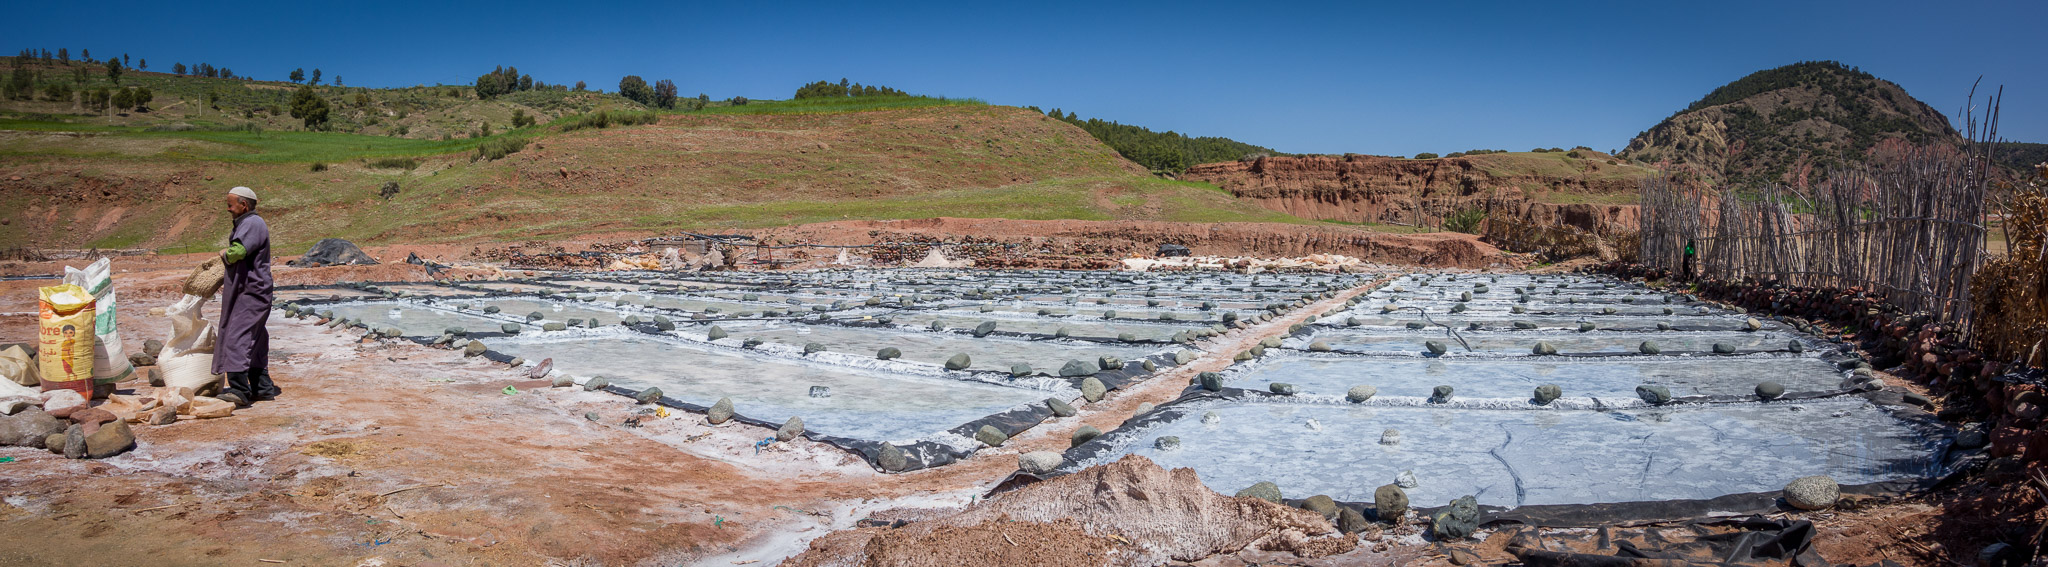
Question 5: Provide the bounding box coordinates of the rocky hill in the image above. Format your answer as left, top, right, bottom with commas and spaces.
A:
1618, 61, 1961, 181
1180, 151, 1658, 235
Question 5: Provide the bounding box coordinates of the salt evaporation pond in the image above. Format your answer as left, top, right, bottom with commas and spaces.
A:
706, 321, 1162, 372
887, 312, 1205, 341
1302, 330, 1797, 354
1229, 354, 1847, 399
467, 298, 630, 325
492, 335, 1063, 443
326, 302, 509, 337
1114, 398, 1946, 508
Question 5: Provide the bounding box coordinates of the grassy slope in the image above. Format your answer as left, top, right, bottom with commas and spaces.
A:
1, 98, 1308, 253
1460, 151, 1657, 205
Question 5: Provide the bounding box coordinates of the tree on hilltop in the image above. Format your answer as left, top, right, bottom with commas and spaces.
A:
654, 79, 678, 109
290, 68, 305, 83
618, 75, 655, 105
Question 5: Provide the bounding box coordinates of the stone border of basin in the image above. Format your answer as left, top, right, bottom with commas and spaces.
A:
1178, 347, 1883, 408
1004, 383, 1969, 530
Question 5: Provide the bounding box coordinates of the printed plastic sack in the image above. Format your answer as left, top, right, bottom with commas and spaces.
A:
63, 258, 133, 385
0, 344, 35, 387
159, 294, 223, 395
37, 284, 96, 396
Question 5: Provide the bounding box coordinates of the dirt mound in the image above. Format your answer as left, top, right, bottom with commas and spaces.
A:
285, 238, 377, 267
786, 455, 1352, 566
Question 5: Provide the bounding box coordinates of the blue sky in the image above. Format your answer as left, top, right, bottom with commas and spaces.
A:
16, 0, 2046, 155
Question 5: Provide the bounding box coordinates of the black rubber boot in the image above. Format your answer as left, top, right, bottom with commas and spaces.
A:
251, 367, 281, 401
221, 371, 254, 407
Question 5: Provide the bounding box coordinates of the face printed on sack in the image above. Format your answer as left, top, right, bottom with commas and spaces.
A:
60, 325, 77, 374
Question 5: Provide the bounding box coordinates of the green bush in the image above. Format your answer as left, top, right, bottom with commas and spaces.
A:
1413, 152, 1439, 159
474, 137, 528, 161
1443, 208, 1487, 233
368, 157, 420, 170
558, 109, 659, 132
310, 162, 328, 172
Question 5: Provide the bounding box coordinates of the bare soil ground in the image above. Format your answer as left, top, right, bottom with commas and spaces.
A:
0, 254, 2022, 567
0, 255, 1380, 566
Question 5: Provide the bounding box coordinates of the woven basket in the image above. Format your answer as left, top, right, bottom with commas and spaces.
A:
182, 256, 226, 298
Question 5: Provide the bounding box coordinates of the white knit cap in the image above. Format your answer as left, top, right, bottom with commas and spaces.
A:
228, 186, 258, 202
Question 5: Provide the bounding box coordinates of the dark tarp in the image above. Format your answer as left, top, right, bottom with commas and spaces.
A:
288, 238, 379, 267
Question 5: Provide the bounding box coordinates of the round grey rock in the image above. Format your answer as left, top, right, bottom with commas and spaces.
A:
1346, 385, 1377, 403
1235, 481, 1282, 504
975, 425, 1008, 447
1018, 451, 1064, 475
877, 443, 908, 472
776, 417, 805, 441
945, 353, 972, 371
707, 397, 736, 424
1071, 425, 1102, 447
1045, 398, 1077, 418
1533, 384, 1562, 405
1756, 381, 1785, 400
1374, 484, 1409, 522
1080, 377, 1107, 402
1153, 436, 1181, 451
1783, 475, 1840, 510
1636, 385, 1672, 404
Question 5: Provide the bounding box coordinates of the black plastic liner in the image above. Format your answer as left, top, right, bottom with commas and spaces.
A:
1508, 516, 1840, 566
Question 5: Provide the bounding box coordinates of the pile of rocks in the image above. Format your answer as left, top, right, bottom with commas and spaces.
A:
0, 390, 137, 459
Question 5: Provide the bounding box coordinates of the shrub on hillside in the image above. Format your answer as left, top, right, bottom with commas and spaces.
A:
1443, 208, 1487, 233
558, 109, 658, 132
1414, 152, 1439, 160
289, 86, 331, 129
474, 137, 528, 161
368, 157, 420, 170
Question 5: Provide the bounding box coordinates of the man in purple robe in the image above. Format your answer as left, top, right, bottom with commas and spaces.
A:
214, 186, 279, 407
